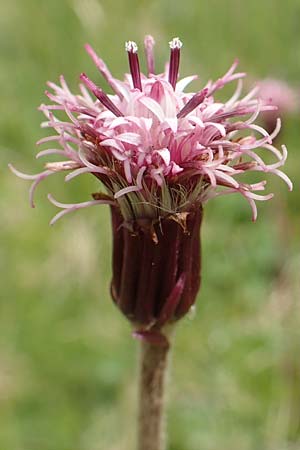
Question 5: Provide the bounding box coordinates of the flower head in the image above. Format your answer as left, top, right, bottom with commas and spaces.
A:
257, 78, 298, 115
10, 37, 293, 341
257, 78, 299, 134
10, 36, 292, 224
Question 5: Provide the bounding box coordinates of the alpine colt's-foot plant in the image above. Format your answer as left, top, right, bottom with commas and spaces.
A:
10, 36, 292, 450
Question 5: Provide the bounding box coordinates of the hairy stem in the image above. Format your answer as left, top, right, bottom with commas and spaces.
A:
137, 339, 171, 450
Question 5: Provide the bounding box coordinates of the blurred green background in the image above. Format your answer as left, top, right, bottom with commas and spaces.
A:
1, 0, 300, 449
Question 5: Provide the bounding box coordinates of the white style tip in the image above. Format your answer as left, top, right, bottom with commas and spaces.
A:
169, 37, 183, 49
125, 40, 138, 53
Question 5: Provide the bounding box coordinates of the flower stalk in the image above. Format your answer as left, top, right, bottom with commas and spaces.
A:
138, 338, 171, 450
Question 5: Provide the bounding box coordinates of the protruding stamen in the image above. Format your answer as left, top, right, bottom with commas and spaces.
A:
125, 40, 142, 91
168, 37, 183, 89
80, 73, 123, 117
144, 35, 155, 75
177, 88, 208, 118
84, 44, 124, 98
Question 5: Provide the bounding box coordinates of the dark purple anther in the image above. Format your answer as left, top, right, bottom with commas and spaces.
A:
125, 41, 143, 91
168, 37, 183, 90
177, 88, 209, 118
80, 73, 124, 117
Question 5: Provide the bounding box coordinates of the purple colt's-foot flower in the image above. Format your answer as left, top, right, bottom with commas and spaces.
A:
257, 78, 299, 135
10, 36, 293, 450
10, 36, 292, 343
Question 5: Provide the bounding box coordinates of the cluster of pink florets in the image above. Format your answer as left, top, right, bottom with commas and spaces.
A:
10, 36, 292, 223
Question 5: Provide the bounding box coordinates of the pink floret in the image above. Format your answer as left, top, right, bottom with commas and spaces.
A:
10, 36, 293, 223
